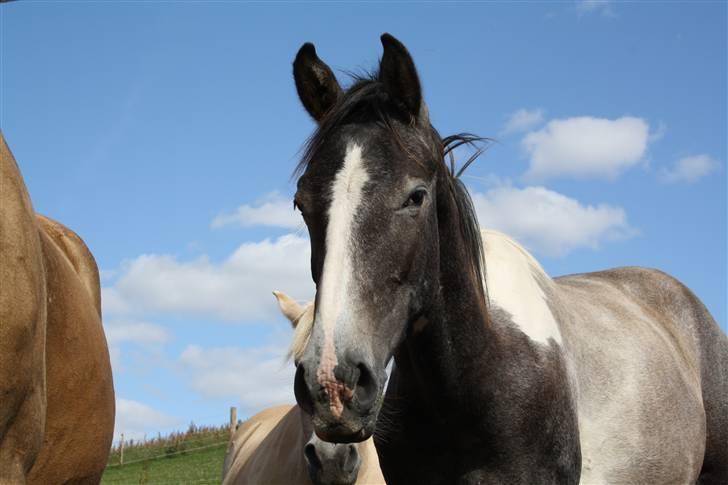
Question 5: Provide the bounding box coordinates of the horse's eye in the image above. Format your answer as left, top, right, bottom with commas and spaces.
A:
403, 188, 427, 208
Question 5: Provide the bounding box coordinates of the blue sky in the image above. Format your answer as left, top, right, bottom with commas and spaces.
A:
2, 1, 725, 442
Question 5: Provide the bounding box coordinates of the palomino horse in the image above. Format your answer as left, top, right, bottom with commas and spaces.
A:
223, 404, 383, 485
222, 292, 383, 485
0, 134, 115, 483
288, 34, 728, 484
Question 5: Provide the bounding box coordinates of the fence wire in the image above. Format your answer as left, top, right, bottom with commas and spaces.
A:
105, 440, 229, 468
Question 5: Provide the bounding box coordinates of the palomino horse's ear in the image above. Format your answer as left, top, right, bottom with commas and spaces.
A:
273, 290, 305, 328
379, 33, 422, 121
293, 43, 343, 123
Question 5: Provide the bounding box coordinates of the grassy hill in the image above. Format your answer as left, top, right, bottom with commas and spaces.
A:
102, 423, 230, 484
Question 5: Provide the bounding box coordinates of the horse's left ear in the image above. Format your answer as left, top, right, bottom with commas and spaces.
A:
273, 291, 305, 328
293, 43, 343, 123
379, 33, 423, 121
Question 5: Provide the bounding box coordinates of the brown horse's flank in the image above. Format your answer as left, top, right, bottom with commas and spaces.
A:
0, 133, 115, 483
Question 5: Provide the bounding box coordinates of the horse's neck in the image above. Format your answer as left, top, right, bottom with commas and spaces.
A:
394, 191, 496, 415
236, 407, 310, 482
355, 439, 386, 484
378, 189, 584, 480
391, 207, 566, 429
396, 262, 494, 415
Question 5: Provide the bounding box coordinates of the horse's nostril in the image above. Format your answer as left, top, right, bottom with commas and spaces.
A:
304, 443, 321, 470
354, 362, 378, 409
334, 363, 361, 390
342, 444, 358, 473
294, 364, 314, 415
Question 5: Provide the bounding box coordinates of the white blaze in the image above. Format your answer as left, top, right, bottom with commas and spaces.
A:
316, 143, 369, 415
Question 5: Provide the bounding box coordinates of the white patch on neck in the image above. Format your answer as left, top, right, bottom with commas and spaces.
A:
316, 143, 369, 410
481, 230, 562, 345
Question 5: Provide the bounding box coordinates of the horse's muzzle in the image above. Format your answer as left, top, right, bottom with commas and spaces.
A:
304, 435, 360, 485
294, 357, 382, 443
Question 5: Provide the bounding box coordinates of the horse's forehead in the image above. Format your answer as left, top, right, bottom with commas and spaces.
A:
304, 127, 429, 190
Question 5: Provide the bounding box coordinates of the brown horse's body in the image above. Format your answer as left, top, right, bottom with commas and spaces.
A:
0, 134, 115, 484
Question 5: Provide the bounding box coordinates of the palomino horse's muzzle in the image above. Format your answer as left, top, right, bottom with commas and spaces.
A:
294, 354, 381, 443
304, 433, 360, 485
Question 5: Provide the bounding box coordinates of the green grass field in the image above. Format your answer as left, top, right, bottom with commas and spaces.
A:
102, 424, 230, 485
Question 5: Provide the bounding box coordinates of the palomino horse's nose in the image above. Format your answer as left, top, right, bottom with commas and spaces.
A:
304, 437, 360, 485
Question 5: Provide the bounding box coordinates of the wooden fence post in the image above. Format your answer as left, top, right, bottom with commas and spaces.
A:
229, 407, 237, 437
119, 433, 125, 465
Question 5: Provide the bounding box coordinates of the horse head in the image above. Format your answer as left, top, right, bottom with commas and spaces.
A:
289, 33, 485, 443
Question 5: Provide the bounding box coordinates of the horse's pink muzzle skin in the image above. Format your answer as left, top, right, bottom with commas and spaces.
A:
294, 353, 381, 443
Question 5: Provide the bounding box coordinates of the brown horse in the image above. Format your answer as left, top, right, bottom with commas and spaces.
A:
221, 292, 384, 485
0, 133, 115, 484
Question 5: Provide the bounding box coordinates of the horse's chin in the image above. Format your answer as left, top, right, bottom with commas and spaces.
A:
307, 464, 359, 485
314, 420, 373, 444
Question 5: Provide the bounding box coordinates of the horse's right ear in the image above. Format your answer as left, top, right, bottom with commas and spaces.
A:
293, 43, 342, 123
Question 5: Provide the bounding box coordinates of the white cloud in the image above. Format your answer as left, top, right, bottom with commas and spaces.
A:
105, 233, 313, 322
501, 108, 544, 136
472, 184, 635, 257
102, 287, 130, 317
523, 116, 650, 181
179, 344, 294, 415
115, 398, 178, 442
658, 154, 719, 184
105, 320, 171, 346
211, 191, 303, 230
104, 320, 171, 375
100, 268, 118, 282
576, 0, 613, 16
